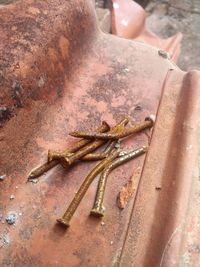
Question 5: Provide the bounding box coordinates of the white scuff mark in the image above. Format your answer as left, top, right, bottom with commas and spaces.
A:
186, 145, 193, 150
159, 224, 182, 267
113, 3, 119, 9
121, 19, 128, 26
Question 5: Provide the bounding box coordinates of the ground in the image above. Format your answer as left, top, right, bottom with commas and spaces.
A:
146, 0, 200, 71
95, 0, 200, 71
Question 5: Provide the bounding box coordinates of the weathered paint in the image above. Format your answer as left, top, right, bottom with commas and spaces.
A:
0, 0, 200, 266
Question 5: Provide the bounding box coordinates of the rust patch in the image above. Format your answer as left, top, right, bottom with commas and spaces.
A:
48, 48, 60, 68
28, 6, 41, 15
59, 35, 70, 59
117, 166, 142, 209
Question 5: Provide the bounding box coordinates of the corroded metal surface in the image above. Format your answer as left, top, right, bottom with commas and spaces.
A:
120, 70, 200, 267
0, 0, 200, 266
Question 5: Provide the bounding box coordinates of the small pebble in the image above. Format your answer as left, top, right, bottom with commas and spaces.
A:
101, 221, 105, 226
158, 49, 169, 59
155, 186, 162, 190
18, 212, 22, 216
15, 186, 18, 189
110, 241, 113, 245
0, 174, 6, 181
10, 195, 15, 200
5, 213, 16, 225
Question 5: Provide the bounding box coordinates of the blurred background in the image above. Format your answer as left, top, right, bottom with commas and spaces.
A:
95, 0, 200, 71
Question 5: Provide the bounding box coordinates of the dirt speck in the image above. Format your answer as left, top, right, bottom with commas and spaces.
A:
155, 186, 162, 190
158, 49, 169, 59
5, 213, 16, 225
0, 234, 11, 247
10, 195, 15, 200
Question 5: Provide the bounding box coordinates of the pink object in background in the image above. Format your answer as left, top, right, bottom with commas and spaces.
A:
112, 0, 182, 62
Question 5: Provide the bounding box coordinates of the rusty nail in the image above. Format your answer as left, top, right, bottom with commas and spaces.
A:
28, 121, 110, 180
57, 148, 120, 227
90, 146, 148, 217
28, 160, 59, 180
70, 116, 154, 140
81, 140, 118, 161
48, 121, 110, 162
48, 151, 73, 162
59, 116, 129, 167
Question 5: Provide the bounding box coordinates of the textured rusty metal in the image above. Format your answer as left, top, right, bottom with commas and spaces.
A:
0, 0, 200, 266
120, 70, 200, 267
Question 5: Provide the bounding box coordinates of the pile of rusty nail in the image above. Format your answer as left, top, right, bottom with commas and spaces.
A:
28, 115, 154, 227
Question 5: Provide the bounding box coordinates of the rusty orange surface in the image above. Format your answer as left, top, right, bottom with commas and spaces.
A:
0, 0, 200, 266
111, 0, 182, 62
